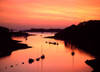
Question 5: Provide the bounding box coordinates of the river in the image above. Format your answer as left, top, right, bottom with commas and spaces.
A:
0, 32, 94, 72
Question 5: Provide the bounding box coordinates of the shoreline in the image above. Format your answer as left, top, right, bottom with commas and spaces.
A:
0, 40, 32, 58
0, 26, 32, 58
46, 20, 100, 72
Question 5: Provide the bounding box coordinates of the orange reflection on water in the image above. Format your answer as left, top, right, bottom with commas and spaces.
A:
0, 32, 94, 72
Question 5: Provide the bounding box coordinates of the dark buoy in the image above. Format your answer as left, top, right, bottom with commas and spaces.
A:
5, 67, 7, 69
49, 42, 52, 44
57, 43, 59, 45
36, 58, 40, 61
22, 62, 24, 64
29, 58, 34, 64
16, 64, 18, 66
53, 42, 56, 45
11, 65, 13, 67
71, 52, 75, 56
41, 55, 45, 59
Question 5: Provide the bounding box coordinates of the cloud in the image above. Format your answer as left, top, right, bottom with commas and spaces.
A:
0, 0, 100, 30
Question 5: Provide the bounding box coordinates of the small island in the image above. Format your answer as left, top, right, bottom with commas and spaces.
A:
0, 26, 31, 57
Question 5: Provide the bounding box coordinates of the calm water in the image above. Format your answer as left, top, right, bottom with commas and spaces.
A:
0, 32, 94, 72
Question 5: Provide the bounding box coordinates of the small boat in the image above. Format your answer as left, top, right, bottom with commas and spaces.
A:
36, 58, 40, 61
11, 65, 13, 67
5, 67, 7, 69
29, 58, 34, 64
22, 62, 24, 64
53, 42, 56, 45
49, 42, 52, 44
41, 55, 45, 59
57, 43, 59, 45
71, 52, 75, 56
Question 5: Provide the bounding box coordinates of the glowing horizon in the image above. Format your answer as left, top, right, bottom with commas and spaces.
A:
0, 0, 100, 30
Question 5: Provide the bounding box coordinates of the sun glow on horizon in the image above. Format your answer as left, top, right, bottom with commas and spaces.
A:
0, 0, 100, 30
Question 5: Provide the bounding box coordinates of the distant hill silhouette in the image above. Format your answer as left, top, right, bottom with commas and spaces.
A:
55, 20, 100, 44
54, 20, 100, 71
23, 28, 63, 32
10, 31, 35, 37
54, 20, 100, 56
0, 26, 31, 57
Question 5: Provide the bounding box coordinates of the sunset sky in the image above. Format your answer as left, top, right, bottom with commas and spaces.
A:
0, 0, 100, 30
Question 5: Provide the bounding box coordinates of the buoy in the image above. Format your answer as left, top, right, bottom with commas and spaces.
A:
11, 65, 13, 67
5, 67, 7, 69
57, 43, 59, 45
71, 52, 75, 56
16, 64, 18, 66
29, 58, 34, 64
41, 55, 45, 59
22, 62, 24, 64
36, 58, 40, 61
53, 42, 56, 45
49, 42, 52, 44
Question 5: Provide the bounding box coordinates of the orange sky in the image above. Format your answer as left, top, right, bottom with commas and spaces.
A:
0, 0, 100, 30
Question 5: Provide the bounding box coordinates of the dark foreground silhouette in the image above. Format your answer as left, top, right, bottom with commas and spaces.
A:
85, 59, 100, 72
0, 26, 31, 57
53, 20, 100, 72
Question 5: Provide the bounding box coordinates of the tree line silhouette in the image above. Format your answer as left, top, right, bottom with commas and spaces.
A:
54, 20, 100, 72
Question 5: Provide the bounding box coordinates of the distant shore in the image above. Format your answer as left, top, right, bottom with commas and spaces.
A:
10, 31, 36, 37
23, 28, 63, 32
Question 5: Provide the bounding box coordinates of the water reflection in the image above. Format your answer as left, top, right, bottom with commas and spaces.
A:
0, 32, 94, 72
64, 41, 95, 57
65, 41, 76, 68
64, 40, 96, 71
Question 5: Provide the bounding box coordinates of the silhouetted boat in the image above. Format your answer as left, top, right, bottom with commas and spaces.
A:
41, 55, 45, 59
36, 58, 40, 61
49, 42, 52, 44
29, 58, 34, 64
53, 42, 56, 45
16, 64, 18, 66
71, 52, 75, 56
57, 43, 59, 45
5, 67, 7, 69
11, 65, 13, 67
22, 62, 24, 64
